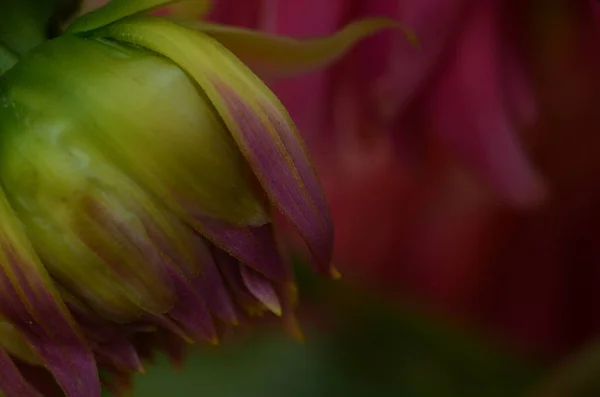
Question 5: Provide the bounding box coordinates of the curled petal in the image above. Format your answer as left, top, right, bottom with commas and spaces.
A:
95, 17, 336, 275
180, 18, 413, 78
241, 0, 342, 145
0, 193, 100, 397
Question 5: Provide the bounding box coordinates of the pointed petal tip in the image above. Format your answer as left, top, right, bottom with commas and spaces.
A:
285, 315, 305, 343
365, 17, 419, 47
267, 303, 283, 317
241, 266, 283, 316
330, 266, 342, 280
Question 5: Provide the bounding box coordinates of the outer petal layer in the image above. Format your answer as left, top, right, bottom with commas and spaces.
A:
2, 34, 268, 226
95, 17, 336, 276
0, 192, 100, 397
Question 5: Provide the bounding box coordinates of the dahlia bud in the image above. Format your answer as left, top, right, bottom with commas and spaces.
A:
0, 0, 400, 395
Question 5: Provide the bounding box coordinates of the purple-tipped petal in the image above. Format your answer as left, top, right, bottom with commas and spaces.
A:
212, 249, 264, 317
240, 266, 282, 316
95, 341, 143, 374
0, 348, 42, 397
196, 216, 290, 283
188, 234, 239, 324
0, 236, 100, 397
65, 296, 143, 373
162, 262, 218, 344
212, 81, 334, 276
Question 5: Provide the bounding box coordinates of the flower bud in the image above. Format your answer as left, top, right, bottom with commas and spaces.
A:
0, 0, 399, 395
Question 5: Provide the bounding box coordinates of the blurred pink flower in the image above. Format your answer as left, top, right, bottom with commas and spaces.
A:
207, 0, 543, 207
206, 0, 537, 306
207, 0, 600, 358
326, 0, 600, 359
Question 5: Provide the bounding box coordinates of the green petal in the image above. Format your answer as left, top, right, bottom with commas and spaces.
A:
0, 92, 176, 322
177, 18, 416, 78
66, 0, 211, 34
3, 34, 268, 226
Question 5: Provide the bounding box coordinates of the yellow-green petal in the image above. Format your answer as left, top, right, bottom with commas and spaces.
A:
178, 18, 416, 78
2, 34, 267, 226
0, 92, 176, 321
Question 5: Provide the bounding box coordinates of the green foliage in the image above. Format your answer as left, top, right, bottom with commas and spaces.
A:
128, 266, 543, 397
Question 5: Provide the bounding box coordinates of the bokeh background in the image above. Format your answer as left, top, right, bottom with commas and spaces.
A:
99, 0, 600, 395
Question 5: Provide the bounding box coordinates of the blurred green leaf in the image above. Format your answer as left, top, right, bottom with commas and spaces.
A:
129, 262, 543, 397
